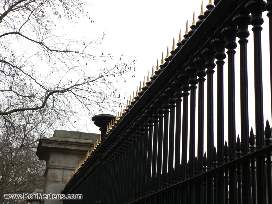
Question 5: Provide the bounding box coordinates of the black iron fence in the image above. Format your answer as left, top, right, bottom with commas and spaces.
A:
63, 0, 272, 203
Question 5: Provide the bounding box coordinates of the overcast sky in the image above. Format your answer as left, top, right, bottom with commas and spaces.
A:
65, 0, 272, 143
89, 0, 201, 80
68, 0, 202, 133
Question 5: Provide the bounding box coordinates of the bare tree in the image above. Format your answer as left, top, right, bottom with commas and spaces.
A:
0, 0, 135, 200
0, 112, 46, 203
0, 0, 135, 116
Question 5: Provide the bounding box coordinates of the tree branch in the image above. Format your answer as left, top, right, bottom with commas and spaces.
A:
0, 75, 104, 115
0, 31, 84, 54
0, 59, 47, 90
0, 0, 27, 23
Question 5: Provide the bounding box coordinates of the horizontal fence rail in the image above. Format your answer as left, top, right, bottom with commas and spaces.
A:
63, 0, 272, 203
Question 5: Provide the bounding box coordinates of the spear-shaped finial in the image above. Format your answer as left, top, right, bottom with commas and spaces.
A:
151, 66, 154, 76
224, 141, 228, 154
147, 70, 150, 82
178, 30, 182, 43
265, 120, 271, 144
172, 38, 175, 51
143, 76, 146, 86
185, 20, 189, 34
192, 12, 196, 25
249, 127, 255, 147
161, 52, 164, 64
236, 135, 241, 152
156, 59, 159, 70
120, 107, 123, 117
201, 0, 204, 15
135, 87, 138, 96
166, 47, 169, 58
209, 0, 213, 5
139, 81, 142, 91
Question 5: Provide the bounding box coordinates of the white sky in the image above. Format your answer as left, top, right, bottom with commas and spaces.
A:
89, 0, 200, 81
62, 0, 272, 147
67, 0, 202, 133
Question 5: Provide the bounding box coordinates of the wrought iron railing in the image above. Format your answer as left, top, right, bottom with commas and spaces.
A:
63, 0, 272, 203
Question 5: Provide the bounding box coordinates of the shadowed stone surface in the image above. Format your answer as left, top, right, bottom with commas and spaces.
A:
36, 130, 99, 204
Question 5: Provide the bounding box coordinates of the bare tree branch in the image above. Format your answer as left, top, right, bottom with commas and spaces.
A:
0, 0, 28, 23
0, 59, 47, 90
0, 31, 84, 54
0, 74, 104, 115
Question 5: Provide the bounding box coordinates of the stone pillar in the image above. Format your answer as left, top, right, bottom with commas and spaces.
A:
92, 114, 115, 141
36, 130, 99, 204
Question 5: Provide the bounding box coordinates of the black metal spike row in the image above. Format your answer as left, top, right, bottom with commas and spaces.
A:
62, 1, 272, 204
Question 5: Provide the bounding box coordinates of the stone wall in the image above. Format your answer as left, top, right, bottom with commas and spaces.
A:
35, 130, 99, 204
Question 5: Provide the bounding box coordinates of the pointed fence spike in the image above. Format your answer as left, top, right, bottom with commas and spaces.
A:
185, 20, 189, 34
135, 88, 138, 97
201, 0, 204, 15
236, 135, 241, 151
265, 120, 271, 145
178, 30, 182, 43
192, 12, 196, 25
203, 152, 207, 167
156, 59, 159, 70
224, 141, 228, 158
161, 52, 164, 64
265, 120, 271, 139
143, 77, 146, 87
249, 127, 255, 146
172, 38, 175, 51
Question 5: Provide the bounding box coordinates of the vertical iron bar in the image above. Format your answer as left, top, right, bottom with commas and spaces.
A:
214, 37, 227, 204
189, 71, 197, 204
148, 117, 154, 192
246, 2, 266, 203
181, 82, 189, 169
197, 62, 206, 166
162, 101, 169, 184
152, 111, 158, 178
214, 37, 226, 162
203, 47, 215, 204
157, 107, 164, 185
235, 11, 251, 204
181, 82, 189, 204
197, 61, 206, 204
225, 25, 238, 204
189, 73, 197, 171
168, 95, 176, 179
175, 90, 182, 169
